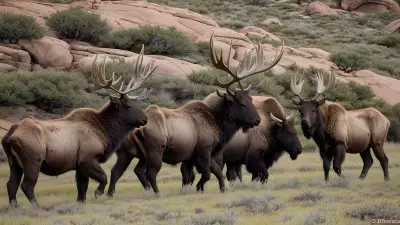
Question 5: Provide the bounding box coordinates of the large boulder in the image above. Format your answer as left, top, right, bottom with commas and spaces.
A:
0, 0, 218, 40
386, 19, 400, 33
18, 36, 73, 68
240, 26, 281, 42
339, 0, 400, 12
0, 45, 31, 64
302, 2, 347, 15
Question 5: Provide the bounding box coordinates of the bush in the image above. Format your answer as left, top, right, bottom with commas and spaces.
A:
45, 7, 111, 44
184, 211, 236, 225
330, 51, 369, 72
99, 25, 196, 56
0, 12, 45, 43
218, 194, 285, 213
0, 69, 104, 113
304, 212, 327, 225
372, 33, 400, 48
292, 190, 323, 203
346, 203, 400, 220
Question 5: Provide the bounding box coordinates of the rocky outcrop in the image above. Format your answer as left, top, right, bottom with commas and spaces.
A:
18, 36, 73, 68
240, 26, 281, 42
386, 19, 400, 33
302, 2, 348, 15
339, 0, 400, 12
0, 0, 218, 41
261, 18, 282, 26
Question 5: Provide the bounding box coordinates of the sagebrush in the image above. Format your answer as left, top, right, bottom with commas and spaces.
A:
45, 7, 111, 43
0, 12, 45, 43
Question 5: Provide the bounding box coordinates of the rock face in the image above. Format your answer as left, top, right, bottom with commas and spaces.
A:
339, 0, 400, 12
18, 36, 73, 68
240, 26, 281, 42
261, 18, 283, 26
386, 19, 400, 33
302, 2, 348, 15
0, 0, 218, 41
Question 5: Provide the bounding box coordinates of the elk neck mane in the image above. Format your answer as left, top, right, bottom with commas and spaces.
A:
202, 92, 244, 157
314, 100, 347, 149
63, 102, 131, 163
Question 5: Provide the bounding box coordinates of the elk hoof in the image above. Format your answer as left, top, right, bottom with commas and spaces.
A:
9, 200, 19, 208
94, 189, 104, 198
358, 175, 366, 180
384, 177, 390, 181
220, 187, 227, 193
106, 192, 114, 199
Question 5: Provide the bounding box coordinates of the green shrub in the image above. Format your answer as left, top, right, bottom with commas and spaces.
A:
99, 25, 196, 56
330, 51, 369, 72
0, 69, 104, 113
0, 12, 45, 43
372, 33, 400, 48
45, 7, 111, 44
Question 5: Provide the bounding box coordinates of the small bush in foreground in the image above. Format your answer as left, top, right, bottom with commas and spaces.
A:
184, 211, 236, 225
373, 33, 400, 48
46, 7, 110, 44
304, 212, 327, 225
346, 203, 400, 220
0, 12, 45, 43
330, 51, 369, 72
292, 190, 323, 203
99, 25, 196, 56
274, 177, 301, 189
219, 195, 285, 213
0, 69, 103, 113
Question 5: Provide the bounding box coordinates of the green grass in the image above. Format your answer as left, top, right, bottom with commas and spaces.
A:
0, 143, 399, 224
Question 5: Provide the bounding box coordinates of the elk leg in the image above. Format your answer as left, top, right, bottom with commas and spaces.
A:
359, 147, 373, 180
211, 159, 226, 192
320, 149, 333, 181
235, 164, 243, 182
75, 168, 89, 202
371, 144, 389, 181
134, 158, 151, 190
20, 163, 40, 206
226, 163, 237, 182
79, 158, 107, 198
107, 150, 134, 197
145, 151, 162, 194
194, 152, 211, 192
6, 155, 23, 207
181, 160, 195, 186
332, 144, 346, 177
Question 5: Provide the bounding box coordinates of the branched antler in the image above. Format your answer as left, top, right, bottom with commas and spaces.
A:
209, 31, 284, 95
310, 71, 336, 100
290, 73, 305, 102
91, 44, 157, 100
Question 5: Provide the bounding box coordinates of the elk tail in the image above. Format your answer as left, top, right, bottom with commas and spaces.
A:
1, 124, 19, 167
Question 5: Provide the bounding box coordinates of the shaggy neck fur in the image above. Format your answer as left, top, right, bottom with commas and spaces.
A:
310, 110, 326, 151
265, 134, 285, 169
203, 95, 242, 158
95, 103, 137, 163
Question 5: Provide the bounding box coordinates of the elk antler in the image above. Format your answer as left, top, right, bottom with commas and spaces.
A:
91, 44, 158, 100
209, 31, 284, 95
290, 73, 305, 102
270, 112, 283, 123
310, 70, 336, 100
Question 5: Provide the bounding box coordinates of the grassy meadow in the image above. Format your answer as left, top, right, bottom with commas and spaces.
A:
0, 143, 399, 225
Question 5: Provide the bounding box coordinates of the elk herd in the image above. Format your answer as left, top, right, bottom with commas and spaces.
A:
1, 34, 391, 207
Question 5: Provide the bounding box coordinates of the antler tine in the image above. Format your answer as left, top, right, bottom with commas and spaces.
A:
115, 45, 158, 98
270, 112, 283, 123
209, 32, 241, 91
91, 54, 122, 90
235, 40, 285, 83
290, 73, 305, 100
286, 111, 294, 121
311, 70, 336, 100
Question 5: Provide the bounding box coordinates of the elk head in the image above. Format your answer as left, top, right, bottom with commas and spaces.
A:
91, 45, 157, 129
209, 32, 284, 133
290, 71, 336, 138
270, 112, 303, 160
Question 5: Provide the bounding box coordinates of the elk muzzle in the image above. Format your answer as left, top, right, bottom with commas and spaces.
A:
290, 148, 302, 160
301, 118, 310, 129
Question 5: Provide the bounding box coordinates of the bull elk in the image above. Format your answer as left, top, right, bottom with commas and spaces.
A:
290, 71, 390, 181
1, 45, 157, 207
183, 97, 303, 185
106, 32, 284, 196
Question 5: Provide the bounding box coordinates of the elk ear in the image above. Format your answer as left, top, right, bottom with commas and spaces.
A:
292, 98, 301, 105
110, 96, 121, 106
316, 98, 325, 106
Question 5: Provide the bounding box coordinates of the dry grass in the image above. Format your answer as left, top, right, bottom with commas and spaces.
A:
0, 143, 399, 225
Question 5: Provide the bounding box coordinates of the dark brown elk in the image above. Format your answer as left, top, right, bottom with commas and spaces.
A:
1, 46, 157, 207
183, 96, 303, 185
289, 71, 390, 181
106, 33, 284, 196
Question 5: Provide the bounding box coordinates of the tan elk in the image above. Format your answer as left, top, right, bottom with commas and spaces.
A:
1, 45, 157, 207
290, 71, 390, 181
106, 32, 284, 196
